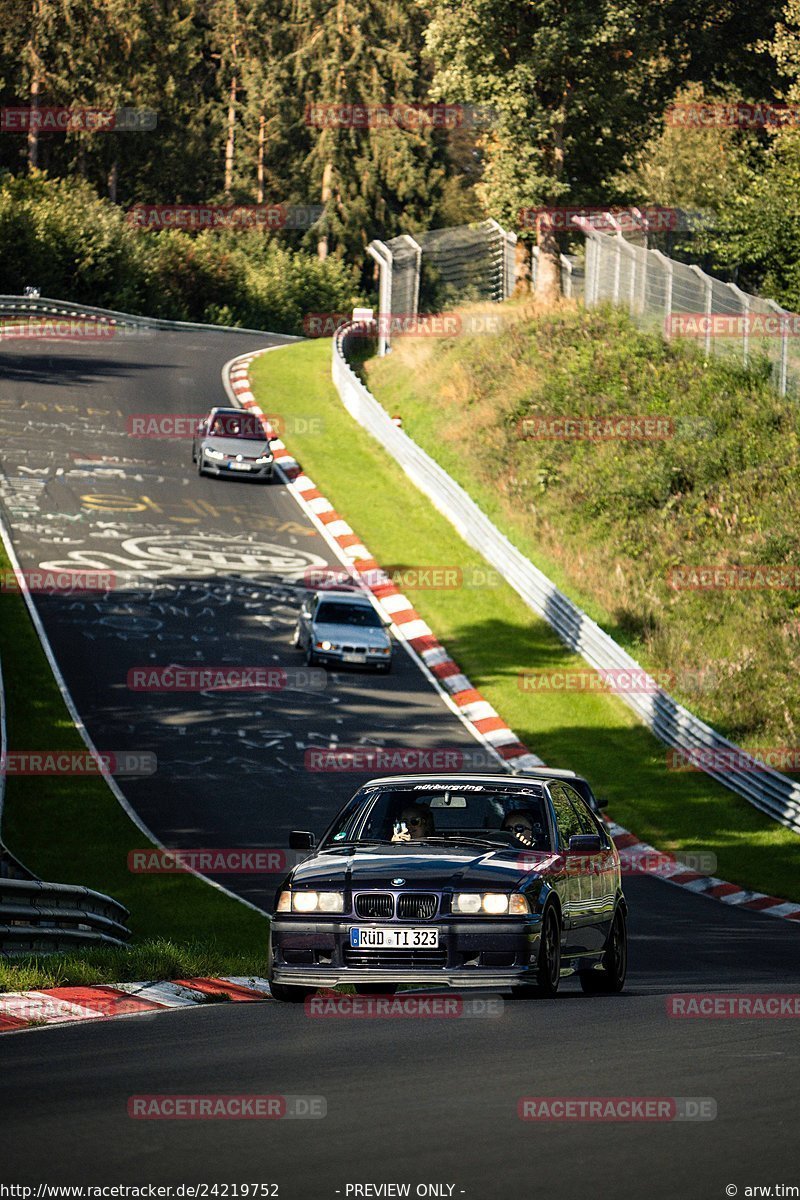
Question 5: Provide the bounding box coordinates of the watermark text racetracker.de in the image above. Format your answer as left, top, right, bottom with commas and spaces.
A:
303, 565, 502, 591
304, 747, 499, 772
667, 993, 800, 1018
517, 666, 716, 695
667, 747, 800, 773
305, 993, 504, 1019
0, 106, 156, 131
127, 1095, 325, 1120
126, 413, 323, 438
126, 666, 326, 692
517, 1096, 717, 1122
0, 318, 118, 341
303, 312, 504, 338
1, 751, 155, 776
516, 415, 673, 441
128, 848, 288, 874
0, 570, 116, 594
126, 204, 322, 231
667, 565, 800, 591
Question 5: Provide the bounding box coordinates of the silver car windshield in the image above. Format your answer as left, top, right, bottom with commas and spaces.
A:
315, 603, 383, 627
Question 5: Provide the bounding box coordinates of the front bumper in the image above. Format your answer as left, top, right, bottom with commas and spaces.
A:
270, 915, 542, 988
202, 458, 273, 479
311, 648, 392, 669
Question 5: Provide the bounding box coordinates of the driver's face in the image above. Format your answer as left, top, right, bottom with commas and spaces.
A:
400, 808, 428, 840
504, 816, 534, 846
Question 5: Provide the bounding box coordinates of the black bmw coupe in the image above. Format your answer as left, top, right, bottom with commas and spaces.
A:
268, 773, 627, 1001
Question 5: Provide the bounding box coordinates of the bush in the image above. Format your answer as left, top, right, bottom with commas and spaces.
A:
0, 172, 360, 333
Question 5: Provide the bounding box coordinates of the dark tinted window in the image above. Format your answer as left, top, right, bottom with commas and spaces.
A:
315, 602, 382, 627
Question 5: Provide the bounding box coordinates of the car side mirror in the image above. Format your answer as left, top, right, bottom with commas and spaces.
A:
594, 796, 609, 810
289, 830, 315, 850
568, 834, 603, 854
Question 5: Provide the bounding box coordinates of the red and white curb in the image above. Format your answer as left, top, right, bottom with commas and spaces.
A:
225, 348, 800, 926
0, 976, 272, 1034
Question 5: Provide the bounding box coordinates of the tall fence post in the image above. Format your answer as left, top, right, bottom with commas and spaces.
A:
366, 240, 392, 356
652, 250, 673, 340
690, 265, 713, 356
727, 282, 750, 367
768, 299, 789, 396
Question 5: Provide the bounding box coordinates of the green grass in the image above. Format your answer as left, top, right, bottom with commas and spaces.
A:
251, 336, 800, 901
0, 938, 267, 994
0, 537, 269, 987
365, 301, 800, 753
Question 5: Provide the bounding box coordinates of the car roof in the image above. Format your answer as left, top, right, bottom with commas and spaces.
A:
360, 773, 550, 789
513, 766, 583, 782
314, 589, 372, 605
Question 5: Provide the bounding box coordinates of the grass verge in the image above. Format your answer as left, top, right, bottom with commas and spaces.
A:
250, 337, 800, 902
0, 536, 268, 991
0, 938, 267, 994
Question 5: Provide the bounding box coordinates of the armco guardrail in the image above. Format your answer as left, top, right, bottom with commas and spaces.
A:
332, 323, 800, 834
0, 878, 130, 954
0, 294, 302, 339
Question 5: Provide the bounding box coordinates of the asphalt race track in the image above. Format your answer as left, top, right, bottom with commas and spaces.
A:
0, 328, 498, 907
2, 327, 800, 1200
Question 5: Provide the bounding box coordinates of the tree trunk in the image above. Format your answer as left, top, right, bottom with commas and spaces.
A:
224, 73, 237, 195
535, 221, 562, 303
256, 113, 265, 203
27, 72, 41, 169
108, 159, 118, 204
317, 159, 333, 260
513, 239, 532, 295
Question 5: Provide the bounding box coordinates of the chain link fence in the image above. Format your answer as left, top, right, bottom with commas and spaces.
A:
582, 225, 797, 397
367, 219, 516, 354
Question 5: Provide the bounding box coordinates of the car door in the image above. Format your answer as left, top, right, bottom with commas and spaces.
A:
560, 784, 610, 952
297, 595, 315, 648
568, 787, 618, 946
547, 783, 588, 952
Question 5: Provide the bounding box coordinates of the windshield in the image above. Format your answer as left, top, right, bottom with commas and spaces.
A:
208, 413, 266, 440
325, 785, 552, 851
315, 602, 383, 627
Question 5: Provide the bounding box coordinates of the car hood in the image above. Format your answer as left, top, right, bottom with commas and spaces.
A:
290, 845, 558, 890
312, 621, 389, 648
201, 435, 272, 457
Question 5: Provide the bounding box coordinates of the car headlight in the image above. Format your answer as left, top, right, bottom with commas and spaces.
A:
452, 892, 529, 915
204, 447, 225, 460
278, 890, 344, 914
316, 640, 336, 651
255, 454, 272, 465
368, 646, 391, 654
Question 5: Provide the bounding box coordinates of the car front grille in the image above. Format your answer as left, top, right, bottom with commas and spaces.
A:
341, 644, 368, 654
343, 949, 447, 969
397, 893, 438, 920
355, 893, 394, 918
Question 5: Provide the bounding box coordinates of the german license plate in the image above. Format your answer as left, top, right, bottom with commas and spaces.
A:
349, 927, 438, 949
228, 462, 250, 470
342, 652, 367, 663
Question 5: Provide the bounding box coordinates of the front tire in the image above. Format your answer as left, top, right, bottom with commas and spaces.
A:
511, 904, 561, 999
579, 905, 627, 994
269, 981, 313, 1003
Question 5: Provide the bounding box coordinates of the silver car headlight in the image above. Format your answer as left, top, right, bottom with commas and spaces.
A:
204, 447, 225, 460
277, 890, 344, 914
452, 892, 529, 915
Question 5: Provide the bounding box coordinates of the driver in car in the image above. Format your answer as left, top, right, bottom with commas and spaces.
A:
502, 810, 539, 847
392, 803, 434, 843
